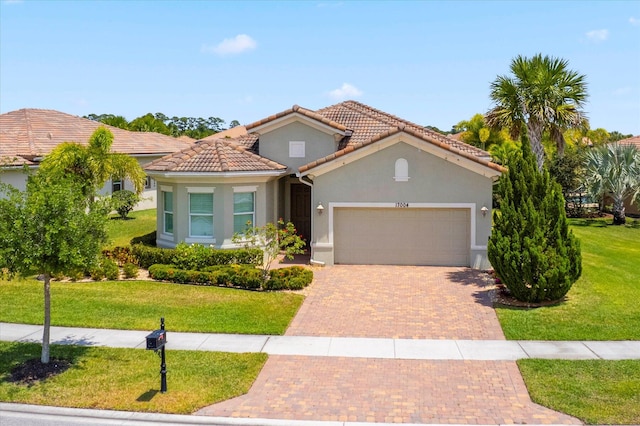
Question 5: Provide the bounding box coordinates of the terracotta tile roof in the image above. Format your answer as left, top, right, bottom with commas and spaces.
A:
315, 101, 488, 158
144, 138, 287, 173
201, 125, 248, 140
246, 105, 349, 133
617, 135, 640, 148
0, 109, 194, 166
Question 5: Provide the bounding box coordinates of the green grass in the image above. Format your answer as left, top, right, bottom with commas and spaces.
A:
0, 279, 303, 335
496, 218, 640, 340
105, 208, 157, 248
0, 341, 266, 414
518, 359, 640, 424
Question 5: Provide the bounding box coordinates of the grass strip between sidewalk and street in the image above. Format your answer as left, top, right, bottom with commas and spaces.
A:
0, 341, 267, 414
518, 359, 640, 425
0, 279, 304, 335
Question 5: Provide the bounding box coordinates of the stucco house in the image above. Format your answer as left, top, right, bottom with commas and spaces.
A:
0, 109, 194, 209
145, 101, 503, 269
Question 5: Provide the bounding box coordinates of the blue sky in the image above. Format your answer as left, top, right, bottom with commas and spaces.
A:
1, 0, 639, 135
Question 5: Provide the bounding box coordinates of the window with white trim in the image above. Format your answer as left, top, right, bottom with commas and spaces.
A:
289, 141, 305, 158
189, 189, 214, 237
233, 191, 255, 234
162, 190, 173, 235
145, 176, 153, 189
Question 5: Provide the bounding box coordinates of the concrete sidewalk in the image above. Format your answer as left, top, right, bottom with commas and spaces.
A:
2, 322, 639, 360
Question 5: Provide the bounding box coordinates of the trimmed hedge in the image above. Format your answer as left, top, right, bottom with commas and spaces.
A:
132, 243, 263, 269
148, 264, 263, 289
265, 266, 313, 290
148, 264, 312, 291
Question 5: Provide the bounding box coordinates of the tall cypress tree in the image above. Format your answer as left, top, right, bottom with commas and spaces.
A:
488, 133, 581, 303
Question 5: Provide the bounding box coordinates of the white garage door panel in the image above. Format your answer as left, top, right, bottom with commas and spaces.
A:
334, 208, 470, 266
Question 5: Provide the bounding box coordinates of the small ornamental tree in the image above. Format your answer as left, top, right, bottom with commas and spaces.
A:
488, 132, 582, 303
233, 219, 306, 282
0, 174, 108, 363
111, 189, 140, 219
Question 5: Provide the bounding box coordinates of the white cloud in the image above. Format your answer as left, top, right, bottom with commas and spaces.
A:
612, 87, 632, 96
327, 83, 363, 100
585, 29, 609, 42
630, 17, 640, 26
202, 34, 256, 55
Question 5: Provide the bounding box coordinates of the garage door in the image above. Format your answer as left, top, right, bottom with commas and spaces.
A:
334, 208, 470, 266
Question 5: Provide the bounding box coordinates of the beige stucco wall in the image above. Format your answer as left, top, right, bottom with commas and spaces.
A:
153, 178, 279, 249
0, 168, 31, 192
258, 121, 338, 172
309, 141, 495, 268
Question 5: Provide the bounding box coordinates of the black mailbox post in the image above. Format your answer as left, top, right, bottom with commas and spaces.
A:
146, 329, 166, 350
145, 317, 167, 393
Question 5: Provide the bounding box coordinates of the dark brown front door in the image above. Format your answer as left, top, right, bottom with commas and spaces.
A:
290, 184, 311, 246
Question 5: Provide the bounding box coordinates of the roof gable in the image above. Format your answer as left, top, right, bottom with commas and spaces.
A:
246, 105, 350, 137
299, 125, 504, 179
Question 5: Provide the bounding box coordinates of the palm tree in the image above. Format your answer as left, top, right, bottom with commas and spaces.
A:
486, 54, 588, 170
583, 143, 640, 225
39, 127, 145, 201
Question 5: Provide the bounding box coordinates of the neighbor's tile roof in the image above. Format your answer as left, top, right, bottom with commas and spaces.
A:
617, 135, 640, 148
0, 108, 194, 166
144, 138, 287, 173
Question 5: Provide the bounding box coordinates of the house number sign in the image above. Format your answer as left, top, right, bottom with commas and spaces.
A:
395, 202, 409, 208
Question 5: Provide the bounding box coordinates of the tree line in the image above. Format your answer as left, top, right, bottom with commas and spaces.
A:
84, 112, 241, 140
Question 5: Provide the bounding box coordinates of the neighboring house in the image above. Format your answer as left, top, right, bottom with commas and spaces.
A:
146, 101, 503, 269
0, 109, 194, 210
607, 135, 640, 216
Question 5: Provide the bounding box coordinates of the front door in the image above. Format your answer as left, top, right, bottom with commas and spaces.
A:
290, 184, 311, 246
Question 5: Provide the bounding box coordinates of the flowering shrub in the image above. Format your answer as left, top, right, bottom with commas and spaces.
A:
232, 219, 306, 282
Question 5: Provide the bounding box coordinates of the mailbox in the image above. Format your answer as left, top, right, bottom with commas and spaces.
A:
146, 329, 167, 350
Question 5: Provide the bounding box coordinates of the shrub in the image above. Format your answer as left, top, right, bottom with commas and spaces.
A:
131, 244, 175, 268
89, 256, 120, 281
488, 132, 581, 303
102, 246, 137, 266
132, 243, 263, 269
232, 220, 306, 282
265, 266, 313, 290
111, 190, 140, 219
122, 262, 138, 279
102, 257, 120, 280
148, 264, 264, 289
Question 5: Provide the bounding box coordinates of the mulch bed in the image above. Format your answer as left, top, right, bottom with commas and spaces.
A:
492, 283, 566, 308
9, 358, 71, 386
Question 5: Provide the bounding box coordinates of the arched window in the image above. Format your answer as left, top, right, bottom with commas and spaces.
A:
394, 158, 409, 182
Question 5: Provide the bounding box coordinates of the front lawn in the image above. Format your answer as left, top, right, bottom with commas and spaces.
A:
519, 359, 640, 424
496, 218, 640, 340
0, 341, 266, 414
105, 208, 157, 248
0, 279, 303, 335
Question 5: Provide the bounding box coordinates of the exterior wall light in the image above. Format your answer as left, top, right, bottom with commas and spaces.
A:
480, 206, 489, 217
317, 202, 324, 214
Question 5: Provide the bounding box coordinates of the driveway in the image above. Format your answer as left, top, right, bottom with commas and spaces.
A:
198, 266, 581, 424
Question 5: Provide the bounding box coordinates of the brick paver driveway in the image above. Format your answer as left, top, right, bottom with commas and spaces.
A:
199, 266, 581, 424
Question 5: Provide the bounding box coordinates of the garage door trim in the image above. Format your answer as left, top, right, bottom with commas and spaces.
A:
321, 202, 484, 252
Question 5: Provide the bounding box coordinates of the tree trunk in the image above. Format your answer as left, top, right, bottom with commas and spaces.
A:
527, 120, 546, 171
41, 273, 51, 364
612, 195, 626, 225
